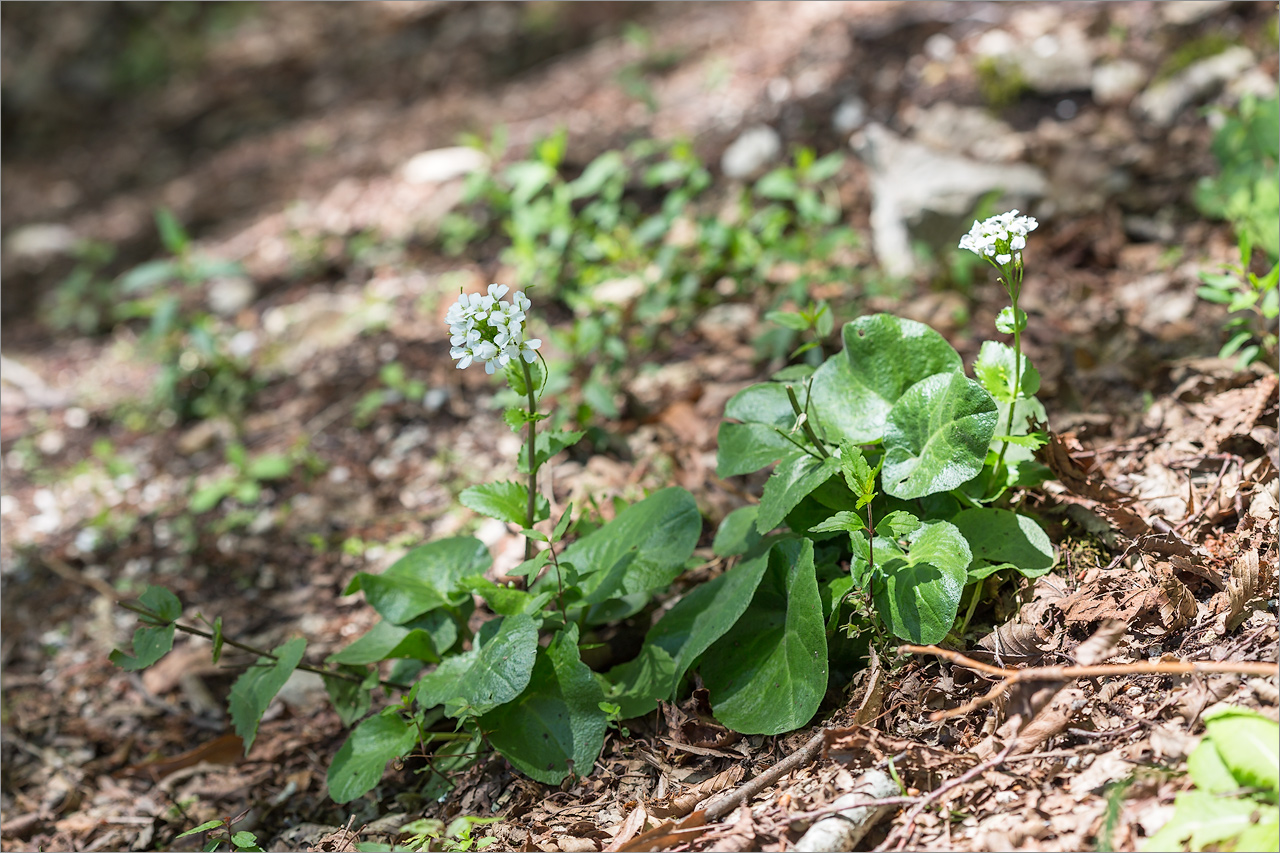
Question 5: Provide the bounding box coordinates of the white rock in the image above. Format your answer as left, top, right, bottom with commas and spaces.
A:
207, 276, 257, 316
851, 123, 1047, 277
591, 275, 646, 308
910, 103, 1023, 161
832, 96, 868, 134
1092, 60, 1148, 106
5, 223, 77, 260
1134, 46, 1256, 127
402, 146, 489, 185
1160, 0, 1231, 25
924, 33, 956, 63
721, 125, 782, 180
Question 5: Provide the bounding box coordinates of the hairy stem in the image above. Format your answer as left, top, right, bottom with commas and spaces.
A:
119, 601, 405, 689
521, 359, 539, 561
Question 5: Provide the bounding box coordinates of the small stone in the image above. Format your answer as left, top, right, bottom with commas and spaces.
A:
1092, 60, 1147, 106
1134, 46, 1255, 127
402, 147, 489, 185
721, 125, 782, 180
832, 97, 867, 134
423, 388, 449, 413
63, 407, 90, 429
923, 33, 956, 62
37, 430, 65, 455
5, 223, 76, 261
207, 277, 257, 316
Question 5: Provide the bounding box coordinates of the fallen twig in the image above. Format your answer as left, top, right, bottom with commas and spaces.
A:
702, 728, 827, 821
900, 644, 1279, 721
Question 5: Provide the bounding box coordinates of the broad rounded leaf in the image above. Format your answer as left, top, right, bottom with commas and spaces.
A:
724, 383, 803, 428
809, 314, 963, 444
554, 487, 700, 599
345, 537, 489, 624
702, 539, 827, 734
415, 612, 539, 718
647, 544, 774, 692
756, 455, 840, 533
952, 508, 1054, 579
873, 522, 969, 644
713, 505, 763, 557
882, 373, 997, 499
482, 625, 608, 784
327, 711, 418, 803
1204, 706, 1280, 797
716, 422, 804, 478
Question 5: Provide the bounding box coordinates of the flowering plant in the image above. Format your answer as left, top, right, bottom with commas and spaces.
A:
447, 284, 541, 374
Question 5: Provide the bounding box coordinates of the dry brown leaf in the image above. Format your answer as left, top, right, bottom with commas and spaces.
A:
604, 804, 648, 852
1221, 550, 1261, 632
1073, 619, 1127, 666
647, 765, 744, 819
1156, 574, 1197, 632
977, 621, 1052, 662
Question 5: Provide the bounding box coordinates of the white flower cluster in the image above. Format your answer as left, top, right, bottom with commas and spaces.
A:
958, 210, 1038, 266
447, 284, 541, 374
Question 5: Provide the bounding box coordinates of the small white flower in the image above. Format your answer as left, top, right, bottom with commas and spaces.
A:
445, 285, 540, 373
959, 209, 1037, 266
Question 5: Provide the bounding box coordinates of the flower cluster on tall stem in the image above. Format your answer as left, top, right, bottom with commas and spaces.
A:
959, 210, 1038, 483
447, 284, 544, 559
447, 284, 541, 374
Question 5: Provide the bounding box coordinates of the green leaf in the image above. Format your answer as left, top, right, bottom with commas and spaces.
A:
1141, 790, 1275, 852
110, 623, 177, 671
245, 454, 293, 481
327, 613, 456, 665
324, 666, 374, 727
952, 508, 1054, 579
600, 644, 678, 719
551, 487, 700, 600
809, 511, 865, 534
189, 478, 235, 514
154, 207, 190, 256
878, 510, 921, 539
517, 430, 586, 474
881, 373, 998, 500
874, 521, 970, 644
724, 383, 805, 428
713, 505, 763, 557
702, 539, 827, 734
716, 422, 804, 478
757, 454, 840, 533
327, 710, 418, 804
1204, 706, 1280, 798
460, 481, 549, 526
973, 341, 1040, 403
228, 637, 306, 753
1187, 736, 1242, 795
995, 306, 1028, 334
482, 624, 608, 784
809, 314, 964, 445
765, 310, 810, 330
413, 613, 539, 718
176, 820, 227, 839
119, 258, 180, 294
838, 442, 877, 507
345, 537, 489, 624
463, 576, 553, 616
646, 545, 774, 692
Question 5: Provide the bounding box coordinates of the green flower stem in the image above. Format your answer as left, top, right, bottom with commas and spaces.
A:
785, 384, 830, 458
992, 262, 1024, 490
521, 359, 539, 561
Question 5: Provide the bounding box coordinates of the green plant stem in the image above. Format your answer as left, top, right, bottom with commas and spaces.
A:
119, 602, 406, 690
521, 359, 539, 561
992, 264, 1023, 492
785, 384, 830, 458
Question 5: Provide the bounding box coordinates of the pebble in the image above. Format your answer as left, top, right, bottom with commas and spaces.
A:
1134, 46, 1255, 127
1092, 60, 1147, 106
831, 96, 867, 134
423, 388, 449, 413
402, 146, 489, 184
721, 125, 782, 180
64, 407, 90, 429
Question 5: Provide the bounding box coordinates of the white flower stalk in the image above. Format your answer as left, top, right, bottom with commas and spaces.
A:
447, 284, 542, 374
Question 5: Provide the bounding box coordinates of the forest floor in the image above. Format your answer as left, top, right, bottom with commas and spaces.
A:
1, 3, 1277, 852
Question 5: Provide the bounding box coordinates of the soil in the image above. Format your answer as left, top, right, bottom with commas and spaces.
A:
1, 3, 1277, 852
